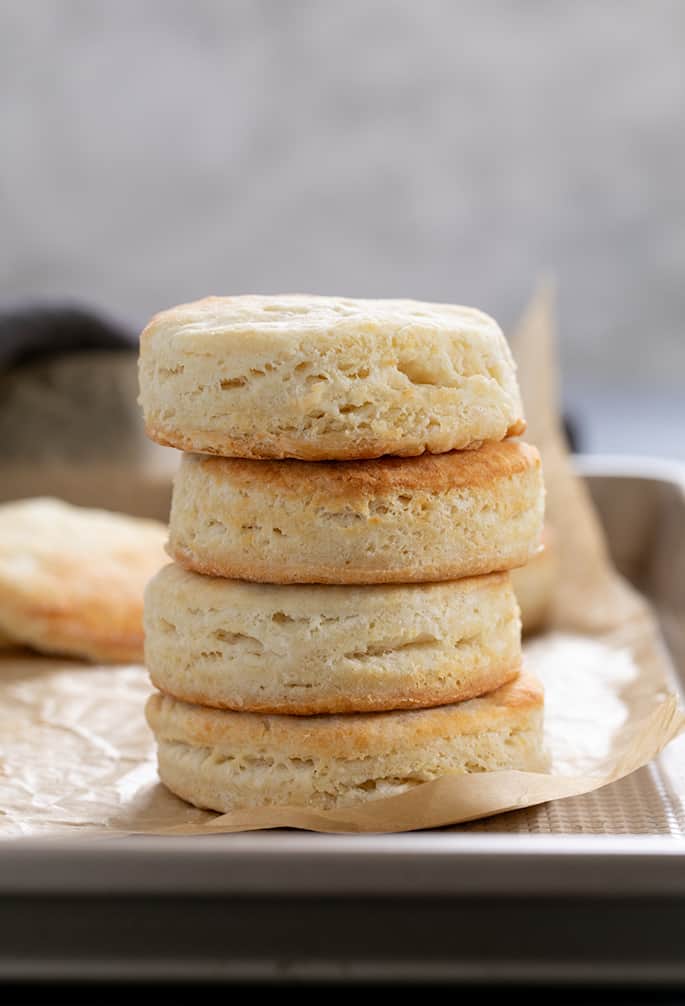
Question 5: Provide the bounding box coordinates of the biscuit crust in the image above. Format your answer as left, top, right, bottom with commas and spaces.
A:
138, 294, 525, 460
168, 441, 544, 584
146, 670, 546, 811
144, 564, 522, 713
0, 498, 167, 662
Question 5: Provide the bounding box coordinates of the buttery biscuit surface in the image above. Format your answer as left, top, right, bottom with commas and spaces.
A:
145, 563, 522, 714
0, 497, 167, 662
139, 294, 525, 460
169, 440, 544, 583
146, 670, 546, 812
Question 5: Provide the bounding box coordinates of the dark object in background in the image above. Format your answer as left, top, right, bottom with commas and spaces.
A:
0, 303, 135, 369
0, 305, 138, 460
0, 305, 164, 493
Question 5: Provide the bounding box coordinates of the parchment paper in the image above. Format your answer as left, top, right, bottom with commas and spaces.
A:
1, 289, 683, 837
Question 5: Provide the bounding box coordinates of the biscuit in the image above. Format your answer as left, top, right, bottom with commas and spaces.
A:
168, 441, 544, 584
511, 527, 558, 635
0, 498, 167, 662
138, 295, 525, 460
146, 670, 545, 812
144, 563, 522, 714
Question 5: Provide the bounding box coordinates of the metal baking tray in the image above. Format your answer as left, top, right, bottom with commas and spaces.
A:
1, 456, 684, 985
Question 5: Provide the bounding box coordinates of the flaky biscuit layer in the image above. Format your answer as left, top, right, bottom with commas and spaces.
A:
144, 564, 522, 713
146, 671, 545, 811
139, 294, 525, 460
169, 441, 544, 584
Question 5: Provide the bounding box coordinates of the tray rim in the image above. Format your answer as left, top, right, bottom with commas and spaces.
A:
1, 829, 685, 897
1, 454, 684, 898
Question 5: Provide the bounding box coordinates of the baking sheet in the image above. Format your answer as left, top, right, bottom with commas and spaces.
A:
0, 289, 683, 836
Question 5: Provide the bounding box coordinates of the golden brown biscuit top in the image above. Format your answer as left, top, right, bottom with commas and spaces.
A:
147, 670, 543, 758
181, 440, 541, 499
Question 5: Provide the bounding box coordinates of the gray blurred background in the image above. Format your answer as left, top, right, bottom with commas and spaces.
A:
1, 0, 684, 457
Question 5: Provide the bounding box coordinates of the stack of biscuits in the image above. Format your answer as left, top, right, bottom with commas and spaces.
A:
138, 295, 547, 813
